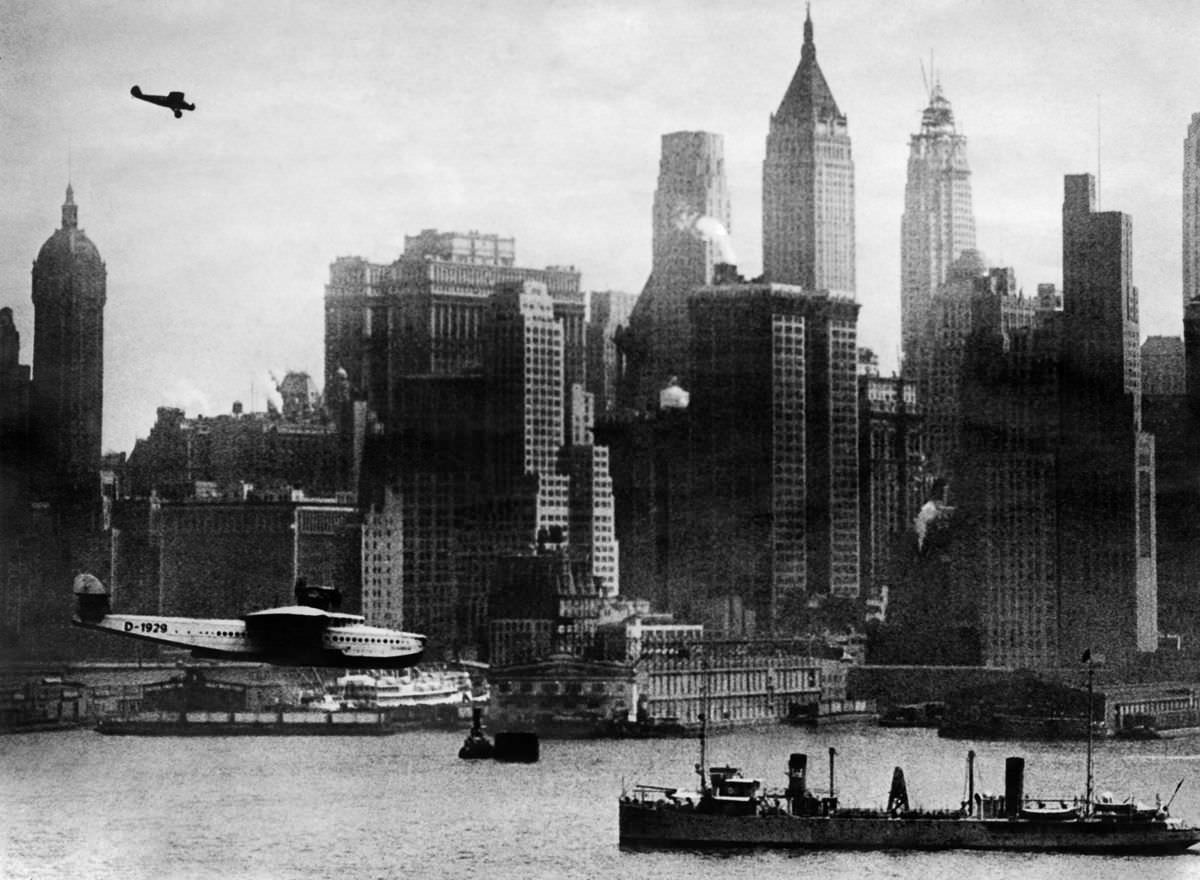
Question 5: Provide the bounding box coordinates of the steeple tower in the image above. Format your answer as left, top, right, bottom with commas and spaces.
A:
900, 79, 976, 375
762, 7, 855, 295
62, 184, 77, 229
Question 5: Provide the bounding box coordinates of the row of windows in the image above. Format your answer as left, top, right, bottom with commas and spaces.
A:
330, 635, 409, 646
496, 680, 625, 696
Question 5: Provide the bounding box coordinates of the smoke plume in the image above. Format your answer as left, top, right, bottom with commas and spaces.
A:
672, 204, 737, 265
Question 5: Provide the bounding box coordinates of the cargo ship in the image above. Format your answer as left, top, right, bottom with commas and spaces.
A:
621, 660, 1200, 854
619, 747, 1200, 854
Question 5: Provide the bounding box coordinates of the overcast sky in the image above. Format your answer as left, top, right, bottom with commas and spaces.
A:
3, 1, 1198, 454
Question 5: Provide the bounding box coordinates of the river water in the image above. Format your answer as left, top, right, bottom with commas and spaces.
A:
3, 724, 1200, 879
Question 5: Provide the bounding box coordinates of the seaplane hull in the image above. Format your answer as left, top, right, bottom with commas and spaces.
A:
72, 575, 424, 669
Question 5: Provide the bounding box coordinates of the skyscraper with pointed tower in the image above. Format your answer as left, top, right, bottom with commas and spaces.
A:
1, 185, 108, 661
762, 7, 855, 296
31, 184, 106, 502
901, 80, 976, 373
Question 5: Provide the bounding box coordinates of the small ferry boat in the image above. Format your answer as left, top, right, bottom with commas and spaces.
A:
328, 667, 475, 709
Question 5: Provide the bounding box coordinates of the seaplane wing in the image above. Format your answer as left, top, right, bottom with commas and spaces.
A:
72, 573, 424, 669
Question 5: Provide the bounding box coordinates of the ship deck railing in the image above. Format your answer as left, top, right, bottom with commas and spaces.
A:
625, 784, 709, 807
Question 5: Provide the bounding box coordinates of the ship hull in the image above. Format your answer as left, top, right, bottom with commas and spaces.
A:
95, 709, 410, 736
96, 721, 398, 736
619, 803, 1200, 854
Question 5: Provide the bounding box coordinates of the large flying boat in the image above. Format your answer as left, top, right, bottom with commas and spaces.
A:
72, 574, 424, 669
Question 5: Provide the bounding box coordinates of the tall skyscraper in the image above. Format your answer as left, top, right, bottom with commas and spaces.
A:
325, 241, 617, 654
956, 280, 1060, 670
324, 233, 583, 433
31, 185, 106, 500
586, 290, 636, 415
0, 307, 32, 488
900, 81, 976, 372
1187, 297, 1200, 407
918, 257, 1039, 484
916, 250, 986, 480
857, 373, 923, 603
1184, 113, 1200, 308
484, 280, 565, 510
762, 8, 854, 295
949, 177, 1156, 671
665, 281, 859, 635
1142, 336, 1186, 396
1058, 173, 1156, 663
620, 131, 731, 410
484, 279, 618, 595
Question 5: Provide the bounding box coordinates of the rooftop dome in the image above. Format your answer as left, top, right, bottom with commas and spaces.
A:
35, 185, 102, 267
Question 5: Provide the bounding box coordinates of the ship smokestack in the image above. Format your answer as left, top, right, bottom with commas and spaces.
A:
787, 753, 807, 799
887, 767, 910, 814
1005, 756, 1025, 818
966, 750, 976, 816
787, 753, 821, 816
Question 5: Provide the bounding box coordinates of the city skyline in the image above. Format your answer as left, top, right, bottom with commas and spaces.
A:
3, 1, 1198, 453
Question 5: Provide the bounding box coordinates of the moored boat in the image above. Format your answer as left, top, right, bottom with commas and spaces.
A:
330, 667, 475, 709
618, 749, 1200, 854
459, 707, 495, 759
96, 708, 404, 736
620, 658, 1200, 854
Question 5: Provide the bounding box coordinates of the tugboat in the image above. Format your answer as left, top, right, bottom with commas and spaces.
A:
458, 707, 494, 760
619, 658, 1200, 854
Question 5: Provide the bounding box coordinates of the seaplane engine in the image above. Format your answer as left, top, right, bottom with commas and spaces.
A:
73, 573, 111, 623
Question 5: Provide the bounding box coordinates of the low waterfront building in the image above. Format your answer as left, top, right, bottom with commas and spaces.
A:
0, 676, 90, 731
487, 631, 843, 735
486, 657, 638, 736
636, 640, 830, 730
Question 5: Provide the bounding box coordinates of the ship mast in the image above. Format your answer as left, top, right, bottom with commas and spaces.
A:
696, 641, 709, 795
1084, 649, 1096, 815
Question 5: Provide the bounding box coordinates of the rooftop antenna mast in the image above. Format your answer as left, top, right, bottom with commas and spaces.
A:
1097, 93, 1103, 211
919, 50, 935, 104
